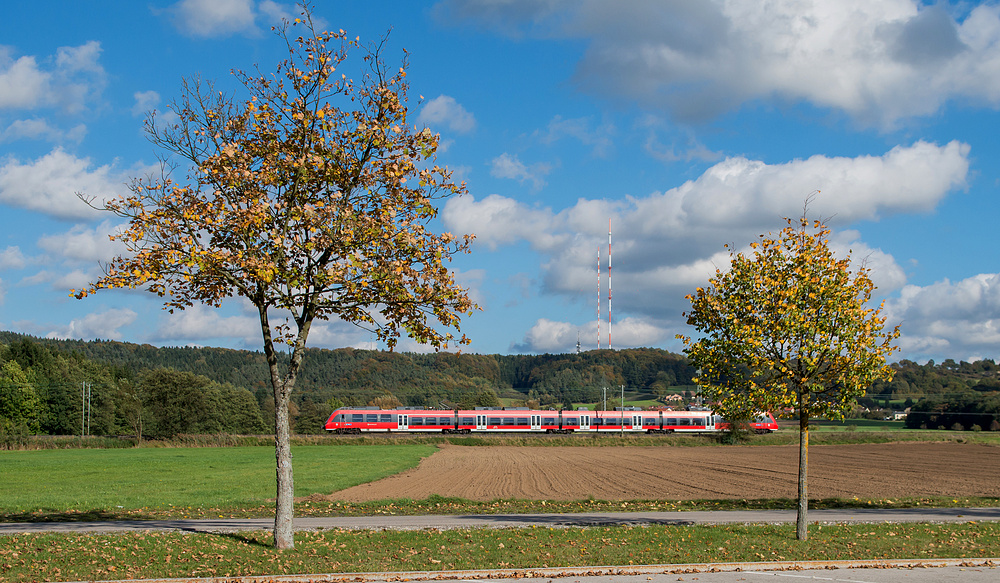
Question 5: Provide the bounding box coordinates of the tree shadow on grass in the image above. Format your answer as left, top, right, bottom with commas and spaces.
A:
0, 508, 155, 523
203, 530, 274, 549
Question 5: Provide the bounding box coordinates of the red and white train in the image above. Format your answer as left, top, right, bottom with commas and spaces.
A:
324, 406, 778, 434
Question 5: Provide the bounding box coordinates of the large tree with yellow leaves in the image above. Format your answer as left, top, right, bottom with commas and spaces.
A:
679, 214, 898, 540
74, 9, 475, 549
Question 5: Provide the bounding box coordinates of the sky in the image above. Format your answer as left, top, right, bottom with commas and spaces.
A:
1, 0, 999, 364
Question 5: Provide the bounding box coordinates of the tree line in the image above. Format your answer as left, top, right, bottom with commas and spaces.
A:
3, 330, 1000, 442
0, 337, 267, 444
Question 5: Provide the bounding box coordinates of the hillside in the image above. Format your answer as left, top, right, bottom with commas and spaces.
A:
3, 331, 1000, 437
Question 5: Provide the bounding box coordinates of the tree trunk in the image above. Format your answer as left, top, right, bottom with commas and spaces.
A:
796, 411, 809, 541
258, 303, 299, 550
273, 382, 294, 550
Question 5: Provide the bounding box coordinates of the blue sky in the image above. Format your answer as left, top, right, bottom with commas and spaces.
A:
1, 0, 999, 363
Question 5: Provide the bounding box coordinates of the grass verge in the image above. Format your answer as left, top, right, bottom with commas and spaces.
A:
10, 426, 1000, 450
1, 522, 997, 582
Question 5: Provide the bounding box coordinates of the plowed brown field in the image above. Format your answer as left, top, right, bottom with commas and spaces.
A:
329, 442, 1000, 502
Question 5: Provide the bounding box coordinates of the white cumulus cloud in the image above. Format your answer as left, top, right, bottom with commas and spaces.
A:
0, 148, 133, 220
1, 119, 86, 143
884, 273, 1000, 362
437, 0, 1000, 127
166, 0, 297, 38
37, 220, 127, 263
155, 303, 261, 344
0, 42, 105, 113
445, 141, 967, 347
513, 316, 666, 353
489, 152, 552, 190
0, 48, 50, 109
0, 246, 26, 269
45, 308, 137, 340
442, 193, 564, 251
132, 90, 160, 117
418, 95, 477, 134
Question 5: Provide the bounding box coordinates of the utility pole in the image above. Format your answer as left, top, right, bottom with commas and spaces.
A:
620, 385, 624, 435
81, 382, 92, 436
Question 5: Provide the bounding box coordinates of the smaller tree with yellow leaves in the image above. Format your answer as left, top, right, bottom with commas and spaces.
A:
679, 213, 899, 541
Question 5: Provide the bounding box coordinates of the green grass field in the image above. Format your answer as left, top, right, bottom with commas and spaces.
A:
0, 445, 437, 517
805, 418, 907, 431
2, 522, 997, 582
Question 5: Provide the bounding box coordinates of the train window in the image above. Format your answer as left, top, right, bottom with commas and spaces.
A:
697, 418, 706, 426
542, 418, 556, 425
644, 418, 657, 426
410, 417, 423, 426
439, 417, 452, 425
461, 417, 474, 425
666, 418, 678, 426
366, 414, 378, 423
503, 417, 515, 425
679, 418, 691, 426
352, 414, 364, 422
564, 417, 577, 426
488, 417, 501, 425
380, 414, 392, 423
516, 417, 528, 425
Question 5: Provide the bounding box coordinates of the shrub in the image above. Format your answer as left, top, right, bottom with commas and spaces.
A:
950, 422, 964, 431
0, 420, 29, 450
971, 424, 982, 432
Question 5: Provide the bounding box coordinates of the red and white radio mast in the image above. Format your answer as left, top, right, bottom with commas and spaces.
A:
596, 246, 601, 350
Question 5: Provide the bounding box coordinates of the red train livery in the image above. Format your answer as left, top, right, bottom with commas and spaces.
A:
324, 407, 778, 434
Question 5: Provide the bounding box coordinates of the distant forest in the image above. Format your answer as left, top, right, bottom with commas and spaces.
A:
2, 330, 1000, 439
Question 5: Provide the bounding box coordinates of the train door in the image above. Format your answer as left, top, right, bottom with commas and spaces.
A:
397, 414, 408, 431
633, 414, 643, 432
580, 414, 591, 431
476, 414, 487, 430
530, 414, 541, 431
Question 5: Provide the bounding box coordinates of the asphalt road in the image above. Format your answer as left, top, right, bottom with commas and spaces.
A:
2, 506, 998, 534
